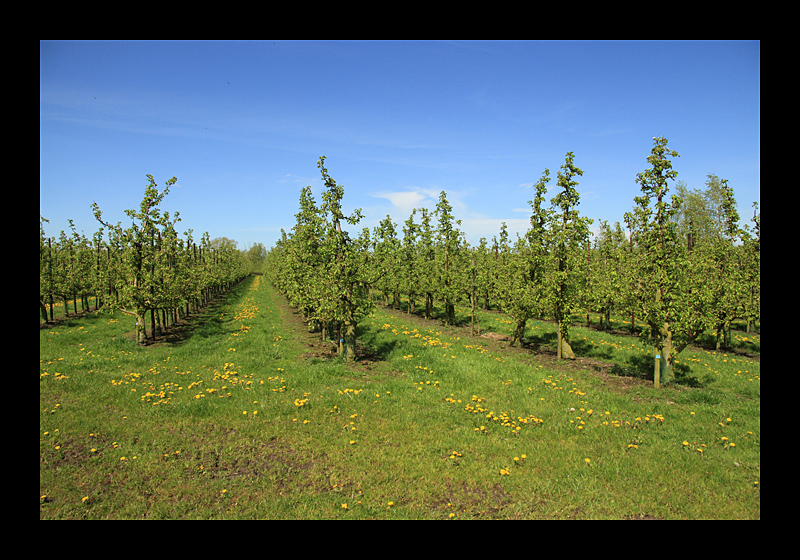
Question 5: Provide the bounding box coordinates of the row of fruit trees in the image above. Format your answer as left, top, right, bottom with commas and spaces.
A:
266, 138, 760, 387
40, 175, 253, 343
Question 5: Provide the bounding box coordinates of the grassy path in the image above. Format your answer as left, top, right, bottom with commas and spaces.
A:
40, 276, 759, 519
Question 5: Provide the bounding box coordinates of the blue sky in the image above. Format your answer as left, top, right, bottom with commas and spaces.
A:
40, 40, 760, 250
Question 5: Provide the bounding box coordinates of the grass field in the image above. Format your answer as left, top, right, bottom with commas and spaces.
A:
40, 275, 760, 519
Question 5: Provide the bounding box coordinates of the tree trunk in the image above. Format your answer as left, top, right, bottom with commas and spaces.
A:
557, 326, 576, 359
151, 308, 158, 340
658, 322, 675, 386
510, 318, 527, 347
445, 302, 455, 326
134, 310, 147, 344
342, 318, 357, 362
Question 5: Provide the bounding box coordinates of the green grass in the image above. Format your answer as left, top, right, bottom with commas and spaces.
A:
40, 277, 760, 519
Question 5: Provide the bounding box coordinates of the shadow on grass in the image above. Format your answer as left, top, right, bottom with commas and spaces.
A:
40, 307, 112, 330
606, 353, 710, 388
570, 338, 615, 361
376, 303, 727, 391
123, 277, 254, 348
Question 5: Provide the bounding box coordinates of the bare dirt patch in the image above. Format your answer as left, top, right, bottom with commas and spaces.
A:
431, 480, 511, 517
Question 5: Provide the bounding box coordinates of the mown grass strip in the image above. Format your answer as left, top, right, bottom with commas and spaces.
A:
40, 277, 759, 519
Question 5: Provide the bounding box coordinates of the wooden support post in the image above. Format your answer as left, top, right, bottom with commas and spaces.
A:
654, 354, 661, 389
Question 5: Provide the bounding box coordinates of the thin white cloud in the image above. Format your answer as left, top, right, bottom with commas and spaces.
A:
370, 189, 439, 217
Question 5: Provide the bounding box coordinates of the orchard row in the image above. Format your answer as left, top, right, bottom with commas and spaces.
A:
266, 138, 759, 388
40, 175, 253, 343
